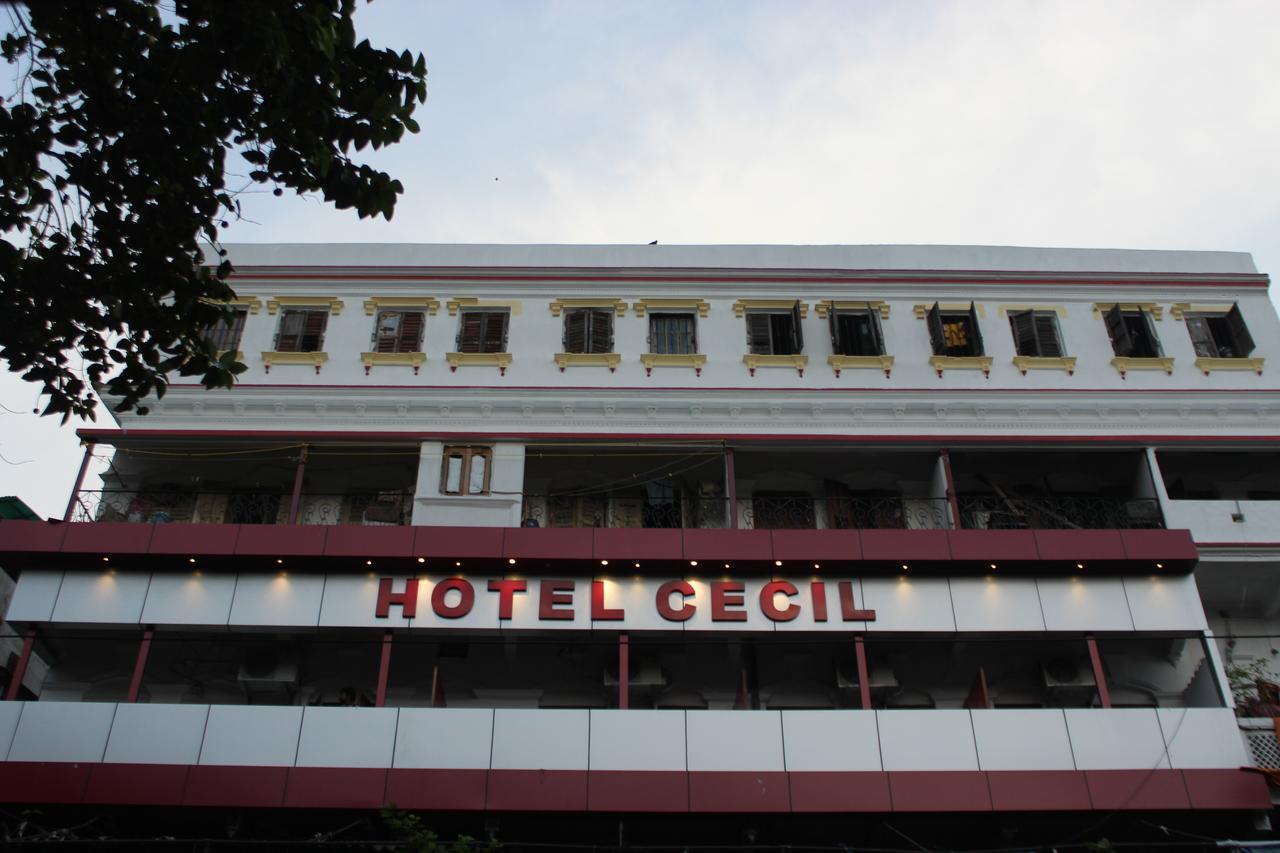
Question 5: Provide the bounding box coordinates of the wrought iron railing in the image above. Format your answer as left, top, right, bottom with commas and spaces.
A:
71, 489, 414, 526
955, 496, 1163, 530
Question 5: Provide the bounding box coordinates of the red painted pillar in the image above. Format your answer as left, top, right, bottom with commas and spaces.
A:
4, 628, 36, 700
63, 441, 96, 522
375, 631, 393, 708
1087, 635, 1112, 708
287, 444, 309, 525
854, 635, 872, 710
126, 628, 154, 702
725, 447, 738, 529
939, 448, 962, 529
618, 632, 629, 709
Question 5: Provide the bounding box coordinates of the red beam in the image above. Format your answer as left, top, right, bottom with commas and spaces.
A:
126, 629, 153, 703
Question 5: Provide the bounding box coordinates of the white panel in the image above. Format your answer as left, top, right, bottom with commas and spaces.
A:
950, 577, 1045, 632
1037, 577, 1134, 631
773, 577, 868, 632
410, 576, 501, 631
319, 574, 414, 628
878, 710, 978, 770
686, 710, 784, 771
971, 709, 1075, 770
589, 709, 687, 771
198, 705, 303, 766
8, 701, 116, 762
682, 577, 776, 632
1158, 708, 1249, 769
781, 710, 881, 771
394, 708, 494, 769
490, 708, 589, 770
592, 576, 673, 631
0, 702, 24, 760
507, 577, 592, 631
295, 706, 398, 767
5, 571, 63, 623
861, 577, 956, 632
1124, 575, 1209, 631
51, 571, 149, 624
228, 573, 324, 627
140, 573, 235, 626
103, 703, 209, 764
1064, 708, 1170, 769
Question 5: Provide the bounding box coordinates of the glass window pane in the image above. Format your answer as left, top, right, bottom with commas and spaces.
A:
445, 455, 463, 493
469, 453, 488, 493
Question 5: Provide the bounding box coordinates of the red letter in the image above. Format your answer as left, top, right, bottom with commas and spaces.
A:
711, 581, 747, 622
810, 580, 828, 622
656, 580, 695, 622
838, 580, 876, 621
539, 580, 575, 620
591, 580, 625, 621
432, 578, 475, 619
376, 577, 419, 619
487, 579, 528, 620
760, 580, 799, 622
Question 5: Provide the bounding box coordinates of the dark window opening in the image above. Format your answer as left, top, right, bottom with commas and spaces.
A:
1009, 310, 1064, 357
456, 310, 509, 354
648, 313, 697, 355
1103, 305, 1162, 358
564, 309, 614, 354
204, 308, 247, 353
273, 309, 328, 353
1186, 303, 1255, 358
374, 310, 425, 354
926, 302, 984, 357
745, 302, 804, 355
829, 307, 885, 356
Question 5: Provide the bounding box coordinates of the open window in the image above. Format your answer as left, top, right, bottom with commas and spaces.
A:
456, 310, 509, 354
373, 310, 425, 354
926, 302, 984, 357
273, 308, 328, 352
745, 301, 804, 355
1184, 303, 1255, 359
1104, 305, 1162, 358
441, 446, 492, 496
204, 308, 247, 353
1009, 310, 1064, 357
564, 308, 614, 354
829, 305, 885, 356
648, 313, 697, 355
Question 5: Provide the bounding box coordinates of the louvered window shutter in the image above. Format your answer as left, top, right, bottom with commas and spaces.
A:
1141, 311, 1163, 357
828, 306, 844, 355
967, 302, 984, 356
480, 312, 508, 353
1104, 304, 1132, 357
868, 308, 886, 356
1185, 316, 1216, 357
302, 311, 327, 352
1033, 313, 1062, 357
1009, 311, 1037, 356
1227, 303, 1255, 357
275, 311, 301, 352
746, 313, 772, 354
458, 312, 482, 353
926, 303, 945, 355
790, 300, 804, 354
564, 310, 587, 353
375, 311, 400, 353
398, 312, 424, 352
683, 315, 697, 354
587, 310, 612, 353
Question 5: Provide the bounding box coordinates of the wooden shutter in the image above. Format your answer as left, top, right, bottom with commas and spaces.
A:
1104, 304, 1133, 357
275, 311, 302, 352
564, 310, 587, 353
683, 315, 697, 354
1141, 310, 1163, 357
300, 311, 327, 352
587, 310, 612, 353
480, 311, 508, 353
1033, 313, 1062, 357
1227, 303, 1255, 356
1009, 311, 1037, 356
790, 300, 804, 354
398, 311, 424, 352
967, 302, 984, 356
867, 308, 886, 356
457, 312, 483, 353
828, 306, 844, 355
746, 313, 772, 354
375, 311, 401, 353
926, 302, 945, 355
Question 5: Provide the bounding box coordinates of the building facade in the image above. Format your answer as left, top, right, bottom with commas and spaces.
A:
0, 243, 1278, 848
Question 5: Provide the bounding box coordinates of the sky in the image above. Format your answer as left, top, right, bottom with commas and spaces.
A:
2, 0, 1279, 517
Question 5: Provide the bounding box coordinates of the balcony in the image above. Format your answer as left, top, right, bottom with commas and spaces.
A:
1157, 450, 1280, 543
73, 489, 413, 526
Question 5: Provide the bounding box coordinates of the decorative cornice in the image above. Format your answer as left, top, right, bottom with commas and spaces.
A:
828, 354, 894, 378
1171, 302, 1234, 320
639, 353, 707, 376
445, 352, 513, 375
815, 300, 890, 319
554, 352, 622, 371
1110, 356, 1175, 378
632, 299, 710, 317
548, 298, 627, 317
266, 296, 343, 315
914, 303, 987, 318
742, 354, 807, 377
361, 352, 427, 375
446, 298, 522, 316
260, 351, 328, 374
1012, 356, 1077, 375
929, 355, 994, 378
731, 299, 809, 318
1093, 302, 1163, 320
363, 297, 441, 316
1195, 357, 1264, 376
998, 304, 1067, 317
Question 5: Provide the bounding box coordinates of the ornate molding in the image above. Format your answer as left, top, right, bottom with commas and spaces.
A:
1171, 302, 1233, 320
1093, 302, 1163, 320
1195, 356, 1264, 376
266, 296, 344, 315
548, 298, 627, 317
928, 355, 994, 378
815, 300, 889, 319
640, 353, 707, 376
914, 303, 986, 318
632, 298, 710, 317
732, 299, 808, 318
554, 352, 622, 372
998, 304, 1067, 317
446, 297, 522, 316
260, 351, 328, 374
742, 354, 807, 377
828, 354, 894, 378
1012, 356, 1077, 375
362, 297, 441, 316
446, 351, 513, 375
1110, 356, 1174, 378
361, 352, 427, 375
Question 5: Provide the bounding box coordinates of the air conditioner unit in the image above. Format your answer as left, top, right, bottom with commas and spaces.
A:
237, 648, 299, 687
1042, 658, 1096, 688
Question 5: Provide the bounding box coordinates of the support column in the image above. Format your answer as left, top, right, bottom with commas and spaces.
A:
854, 635, 871, 710
63, 441, 96, 522
939, 448, 962, 529
618, 632, 629, 710
4, 628, 36, 701
725, 446, 738, 529
375, 631, 393, 708
1086, 635, 1112, 708
287, 444, 310, 525
126, 628, 154, 703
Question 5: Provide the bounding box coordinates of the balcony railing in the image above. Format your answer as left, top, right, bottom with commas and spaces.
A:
956, 496, 1163, 530
72, 489, 413, 526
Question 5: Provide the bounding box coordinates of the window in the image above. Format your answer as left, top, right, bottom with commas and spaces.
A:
204, 308, 247, 353
441, 446, 492, 495
926, 302, 983, 357
456, 310, 508, 354
1103, 304, 1162, 358
745, 301, 804, 355
1184, 303, 1254, 359
373, 310, 425, 354
829, 305, 885, 356
1008, 310, 1064, 357
273, 308, 328, 353
563, 308, 613, 354
648, 313, 697, 355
